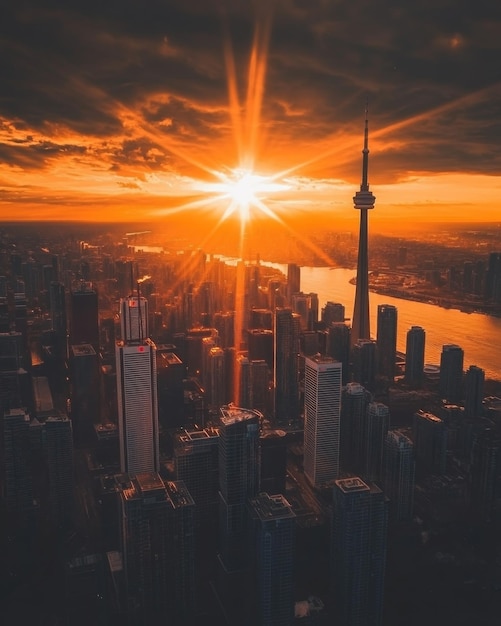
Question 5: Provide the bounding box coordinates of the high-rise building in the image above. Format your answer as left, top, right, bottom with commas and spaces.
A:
404, 326, 425, 388
376, 304, 397, 382
321, 301, 345, 326
70, 282, 99, 349
260, 429, 287, 495
69, 344, 100, 448
247, 328, 273, 368
364, 402, 390, 483
274, 308, 300, 426
157, 351, 185, 429
383, 430, 415, 521
45, 414, 74, 528
120, 295, 148, 342
116, 339, 159, 474
2, 407, 33, 517
469, 427, 500, 523
464, 364, 485, 418
327, 322, 351, 385
206, 346, 226, 412
218, 405, 260, 574
249, 492, 296, 626
352, 338, 377, 392
304, 355, 342, 486
340, 382, 372, 474
237, 355, 269, 415
331, 477, 388, 626
351, 108, 376, 346
49, 281, 67, 358
119, 473, 195, 626
287, 263, 301, 303
412, 410, 447, 478
439, 344, 464, 403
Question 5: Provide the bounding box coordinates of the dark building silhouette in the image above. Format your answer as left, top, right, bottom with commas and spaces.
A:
321, 301, 345, 326
439, 344, 464, 404
351, 108, 376, 346
118, 473, 195, 626
363, 402, 390, 483
469, 427, 500, 523
376, 304, 397, 382
69, 282, 99, 349
274, 308, 300, 426
259, 429, 287, 495
248, 492, 296, 626
45, 414, 74, 528
412, 410, 447, 478
352, 338, 377, 392
340, 382, 372, 474
287, 263, 301, 303
327, 322, 351, 385
69, 344, 100, 448
464, 364, 485, 418
383, 430, 415, 521
331, 477, 388, 626
217, 406, 260, 619
247, 328, 273, 369
404, 326, 425, 388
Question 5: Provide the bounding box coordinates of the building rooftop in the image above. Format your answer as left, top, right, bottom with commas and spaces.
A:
251, 492, 295, 521
220, 404, 262, 426
335, 477, 370, 494
71, 344, 96, 357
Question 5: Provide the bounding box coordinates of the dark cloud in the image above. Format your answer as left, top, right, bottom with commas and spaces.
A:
0, 0, 500, 182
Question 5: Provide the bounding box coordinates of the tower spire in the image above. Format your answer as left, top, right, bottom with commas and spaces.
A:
351, 104, 376, 345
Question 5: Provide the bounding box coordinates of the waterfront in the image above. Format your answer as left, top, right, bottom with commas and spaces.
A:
276, 265, 501, 381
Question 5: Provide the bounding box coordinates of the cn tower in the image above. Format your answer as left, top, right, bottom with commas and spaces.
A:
351, 105, 376, 345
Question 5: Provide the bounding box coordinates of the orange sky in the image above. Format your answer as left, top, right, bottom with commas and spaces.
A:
1, 2, 500, 231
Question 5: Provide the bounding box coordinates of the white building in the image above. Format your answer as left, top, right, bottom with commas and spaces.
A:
304, 355, 342, 486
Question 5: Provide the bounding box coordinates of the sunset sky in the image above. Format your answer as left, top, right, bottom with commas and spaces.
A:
1, 0, 500, 229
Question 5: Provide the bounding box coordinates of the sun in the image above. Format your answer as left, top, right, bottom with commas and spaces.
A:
209, 167, 289, 224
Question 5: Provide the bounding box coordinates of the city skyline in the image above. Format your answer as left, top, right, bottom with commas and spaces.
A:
1, 1, 500, 228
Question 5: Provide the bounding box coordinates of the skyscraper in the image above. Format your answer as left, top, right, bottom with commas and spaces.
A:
351, 107, 376, 346
352, 338, 377, 392
70, 281, 99, 349
118, 473, 195, 626
404, 326, 425, 388
45, 414, 74, 528
412, 410, 447, 478
249, 492, 296, 626
364, 402, 390, 483
304, 355, 342, 486
383, 429, 415, 521
120, 294, 148, 342
274, 308, 300, 426
331, 477, 388, 626
116, 339, 159, 474
464, 364, 485, 418
439, 344, 464, 403
376, 304, 397, 382
340, 382, 372, 474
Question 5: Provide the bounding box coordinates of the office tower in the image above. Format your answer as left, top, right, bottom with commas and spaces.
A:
287, 263, 301, 303
327, 322, 351, 384
383, 430, 415, 521
484, 252, 501, 302
237, 355, 269, 414
218, 406, 260, 569
351, 108, 376, 346
260, 429, 287, 495
292, 293, 310, 330
214, 311, 235, 348
274, 308, 300, 426
2, 407, 33, 517
249, 493, 296, 626
331, 477, 388, 626
439, 344, 464, 403
49, 281, 67, 357
247, 328, 273, 368
364, 402, 390, 483
340, 383, 372, 474
304, 355, 342, 486
120, 295, 148, 342
70, 282, 99, 348
404, 326, 425, 388
157, 351, 184, 429
206, 346, 226, 412
352, 338, 377, 392
69, 344, 100, 448
322, 301, 345, 326
119, 473, 195, 626
376, 304, 397, 381
116, 339, 159, 474
0, 332, 27, 414
412, 410, 447, 478
174, 427, 220, 533
45, 415, 74, 527
249, 308, 273, 330
464, 364, 485, 418
469, 427, 500, 523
